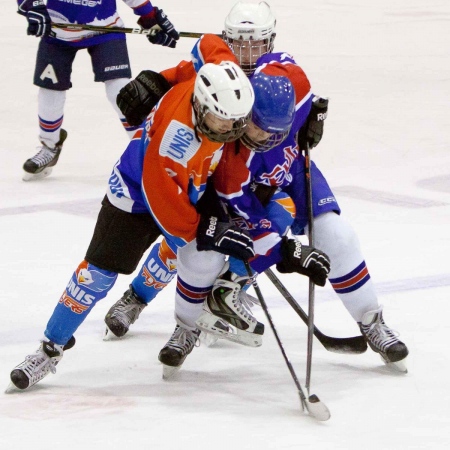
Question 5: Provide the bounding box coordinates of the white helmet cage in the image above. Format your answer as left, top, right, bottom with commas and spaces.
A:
222, 1, 276, 75
193, 61, 254, 143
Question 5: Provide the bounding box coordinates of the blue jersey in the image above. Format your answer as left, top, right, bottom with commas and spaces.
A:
214, 52, 313, 227
19, 0, 154, 47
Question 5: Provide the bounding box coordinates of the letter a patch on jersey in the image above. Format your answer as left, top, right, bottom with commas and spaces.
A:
160, 120, 200, 168
40, 64, 58, 84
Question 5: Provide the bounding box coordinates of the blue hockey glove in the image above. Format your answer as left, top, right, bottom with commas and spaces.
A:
138, 7, 179, 48
17, 0, 53, 37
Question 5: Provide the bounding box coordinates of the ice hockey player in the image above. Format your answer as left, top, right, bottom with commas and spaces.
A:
107, 1, 409, 372
105, 71, 331, 350
17, 0, 179, 181
7, 61, 255, 390
207, 1, 409, 371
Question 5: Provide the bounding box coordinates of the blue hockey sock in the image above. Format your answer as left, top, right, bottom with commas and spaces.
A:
131, 241, 177, 304
45, 261, 118, 345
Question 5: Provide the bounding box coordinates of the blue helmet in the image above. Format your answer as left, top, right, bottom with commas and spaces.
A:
241, 73, 295, 152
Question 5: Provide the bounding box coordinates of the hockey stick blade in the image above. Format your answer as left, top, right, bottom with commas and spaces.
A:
264, 269, 367, 354
305, 394, 331, 421
244, 262, 331, 421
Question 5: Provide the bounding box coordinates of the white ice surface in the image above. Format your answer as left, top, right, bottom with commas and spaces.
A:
1, 1, 450, 448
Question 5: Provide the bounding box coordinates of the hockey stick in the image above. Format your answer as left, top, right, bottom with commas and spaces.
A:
244, 261, 330, 421
51, 22, 208, 39
304, 141, 315, 392
264, 268, 368, 354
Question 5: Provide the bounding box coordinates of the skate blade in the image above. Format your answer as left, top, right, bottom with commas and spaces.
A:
103, 326, 118, 341
22, 168, 53, 181
162, 364, 181, 380
385, 357, 408, 374
5, 382, 20, 394
196, 314, 262, 347
199, 331, 219, 348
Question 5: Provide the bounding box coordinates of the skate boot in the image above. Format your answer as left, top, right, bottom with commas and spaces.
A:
358, 306, 409, 372
23, 129, 68, 181
7, 336, 76, 391
158, 323, 200, 379
104, 285, 147, 339
196, 267, 264, 347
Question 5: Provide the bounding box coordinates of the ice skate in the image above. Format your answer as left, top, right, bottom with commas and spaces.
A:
6, 336, 76, 392
104, 285, 147, 339
196, 267, 264, 347
158, 324, 200, 380
358, 306, 409, 373
22, 129, 68, 181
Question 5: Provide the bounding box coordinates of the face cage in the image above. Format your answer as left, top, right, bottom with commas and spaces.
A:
223, 34, 276, 76
194, 103, 251, 144
240, 127, 290, 153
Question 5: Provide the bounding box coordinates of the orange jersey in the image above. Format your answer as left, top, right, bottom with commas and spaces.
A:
160, 34, 238, 85
141, 80, 224, 248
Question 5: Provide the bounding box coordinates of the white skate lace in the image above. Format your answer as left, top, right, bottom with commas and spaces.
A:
239, 290, 260, 308
231, 286, 257, 324
167, 326, 200, 355
25, 351, 58, 374
29, 145, 57, 167
363, 320, 400, 352
18, 343, 61, 386
111, 295, 146, 325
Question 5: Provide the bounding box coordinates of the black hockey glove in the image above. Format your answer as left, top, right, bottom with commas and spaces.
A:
297, 96, 328, 151
138, 8, 179, 48
276, 237, 330, 287
117, 70, 171, 126
17, 0, 53, 38
197, 215, 255, 261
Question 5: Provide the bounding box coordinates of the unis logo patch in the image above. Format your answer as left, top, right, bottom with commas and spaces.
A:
76, 268, 116, 293
160, 121, 199, 167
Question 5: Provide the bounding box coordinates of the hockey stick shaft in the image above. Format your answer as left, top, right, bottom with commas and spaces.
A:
264, 268, 368, 354
244, 261, 330, 420
244, 262, 308, 409
51, 22, 207, 38
304, 142, 315, 392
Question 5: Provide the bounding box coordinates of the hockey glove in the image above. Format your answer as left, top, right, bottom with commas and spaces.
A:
276, 237, 330, 287
138, 8, 179, 48
297, 96, 328, 151
117, 70, 171, 126
17, 0, 53, 37
197, 215, 255, 261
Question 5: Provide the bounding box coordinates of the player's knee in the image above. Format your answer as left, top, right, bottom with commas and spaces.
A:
314, 212, 360, 258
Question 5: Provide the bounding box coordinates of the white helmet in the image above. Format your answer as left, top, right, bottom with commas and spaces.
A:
223, 1, 276, 75
193, 61, 254, 142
